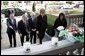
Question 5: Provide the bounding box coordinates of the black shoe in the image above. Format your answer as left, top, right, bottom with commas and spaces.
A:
14, 46, 16, 47
10, 44, 12, 47
34, 42, 36, 44
40, 42, 42, 44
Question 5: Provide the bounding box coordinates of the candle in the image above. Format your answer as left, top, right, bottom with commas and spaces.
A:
23, 42, 31, 52
23, 42, 31, 47
51, 37, 58, 45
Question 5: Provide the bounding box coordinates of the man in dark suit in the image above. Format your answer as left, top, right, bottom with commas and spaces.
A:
6, 13, 17, 47
36, 9, 48, 44
18, 14, 29, 46
28, 12, 37, 44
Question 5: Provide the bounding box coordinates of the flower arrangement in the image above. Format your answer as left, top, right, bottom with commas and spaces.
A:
68, 24, 84, 42
57, 26, 68, 40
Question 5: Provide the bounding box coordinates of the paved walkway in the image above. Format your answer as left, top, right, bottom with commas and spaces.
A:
1, 22, 51, 50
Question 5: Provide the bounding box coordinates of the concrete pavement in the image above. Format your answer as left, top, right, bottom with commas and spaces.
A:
1, 21, 51, 50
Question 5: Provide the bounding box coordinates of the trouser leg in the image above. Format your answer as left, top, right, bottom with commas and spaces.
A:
26, 34, 29, 42
30, 32, 33, 44
38, 32, 45, 44
13, 32, 16, 47
33, 31, 36, 44
20, 35, 24, 46
7, 33, 12, 47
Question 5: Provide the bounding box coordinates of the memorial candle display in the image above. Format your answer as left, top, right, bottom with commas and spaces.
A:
23, 42, 31, 52
51, 37, 58, 46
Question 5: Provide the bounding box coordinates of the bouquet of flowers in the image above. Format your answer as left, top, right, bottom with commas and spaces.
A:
57, 26, 68, 40
73, 29, 84, 43
68, 24, 84, 42
58, 29, 68, 38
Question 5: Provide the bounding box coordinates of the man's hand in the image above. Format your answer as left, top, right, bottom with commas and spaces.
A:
32, 29, 36, 31
36, 31, 39, 34
46, 28, 47, 32
33, 29, 36, 31
9, 26, 13, 29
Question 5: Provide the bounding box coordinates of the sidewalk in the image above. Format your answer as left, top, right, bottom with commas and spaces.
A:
1, 22, 51, 50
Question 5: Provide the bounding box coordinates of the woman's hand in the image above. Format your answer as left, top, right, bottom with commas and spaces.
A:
46, 28, 47, 32
32, 29, 36, 31
9, 26, 13, 29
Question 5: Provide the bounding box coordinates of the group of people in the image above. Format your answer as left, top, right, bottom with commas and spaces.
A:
6, 8, 67, 47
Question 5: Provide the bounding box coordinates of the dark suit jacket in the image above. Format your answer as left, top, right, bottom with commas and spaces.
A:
28, 17, 36, 31
18, 20, 29, 35
36, 15, 47, 32
6, 18, 17, 34
54, 18, 67, 29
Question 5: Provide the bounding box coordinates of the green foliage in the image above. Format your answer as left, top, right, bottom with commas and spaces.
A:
47, 14, 56, 26
46, 14, 56, 36
46, 25, 55, 37
69, 8, 83, 14
32, 3, 36, 12
3, 1, 8, 5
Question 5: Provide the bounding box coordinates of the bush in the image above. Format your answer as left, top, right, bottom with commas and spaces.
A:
69, 8, 83, 14
46, 14, 56, 36
47, 14, 56, 26
46, 25, 55, 37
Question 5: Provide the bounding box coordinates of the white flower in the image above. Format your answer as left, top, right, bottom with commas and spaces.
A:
57, 26, 64, 31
